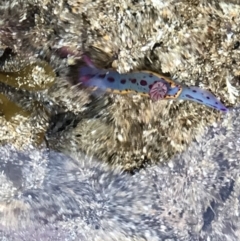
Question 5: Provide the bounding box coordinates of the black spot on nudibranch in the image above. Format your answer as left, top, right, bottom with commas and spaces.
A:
140, 80, 148, 86
215, 102, 219, 105
120, 79, 126, 84
107, 77, 115, 82
192, 90, 197, 93
130, 78, 137, 84
207, 96, 210, 99
196, 98, 203, 103
186, 94, 195, 99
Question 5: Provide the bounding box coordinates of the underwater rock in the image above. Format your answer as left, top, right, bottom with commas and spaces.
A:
0, 0, 240, 170
0, 107, 240, 240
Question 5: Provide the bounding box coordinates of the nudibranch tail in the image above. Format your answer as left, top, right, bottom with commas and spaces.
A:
78, 58, 108, 99
82, 55, 96, 69
178, 86, 228, 112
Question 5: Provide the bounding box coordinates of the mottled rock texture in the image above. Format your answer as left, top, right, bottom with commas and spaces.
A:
0, 0, 240, 240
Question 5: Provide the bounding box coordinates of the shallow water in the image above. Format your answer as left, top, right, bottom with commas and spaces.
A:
0, 62, 55, 121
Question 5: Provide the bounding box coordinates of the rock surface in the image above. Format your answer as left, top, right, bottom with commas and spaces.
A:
0, 0, 240, 240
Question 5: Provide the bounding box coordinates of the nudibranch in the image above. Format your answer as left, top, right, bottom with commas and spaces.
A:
79, 55, 228, 112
